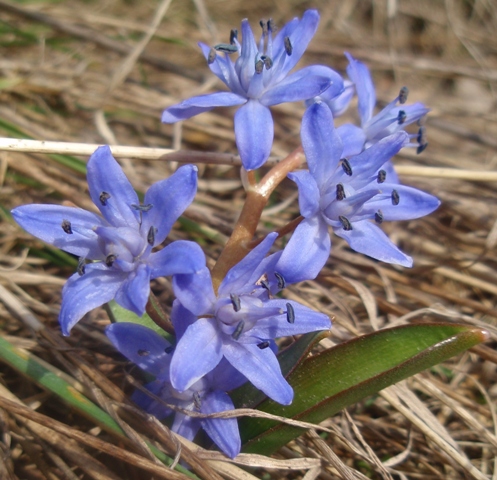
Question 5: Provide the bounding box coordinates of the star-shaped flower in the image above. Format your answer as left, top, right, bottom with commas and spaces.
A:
162, 10, 343, 170
106, 323, 242, 459
276, 101, 440, 281
334, 53, 430, 159
12, 146, 204, 335
169, 233, 331, 405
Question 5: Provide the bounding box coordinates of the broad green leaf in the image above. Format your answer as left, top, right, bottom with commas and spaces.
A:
241, 323, 488, 454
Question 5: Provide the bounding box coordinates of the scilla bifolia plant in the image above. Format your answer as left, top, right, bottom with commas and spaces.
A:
12, 9, 487, 461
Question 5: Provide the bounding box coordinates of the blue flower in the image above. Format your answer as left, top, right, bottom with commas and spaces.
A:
335, 53, 430, 158
12, 146, 204, 335
162, 10, 343, 171
106, 323, 242, 459
169, 233, 331, 406
276, 102, 440, 278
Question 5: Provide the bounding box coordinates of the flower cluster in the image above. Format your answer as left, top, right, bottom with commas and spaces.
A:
11, 9, 440, 460
162, 9, 343, 170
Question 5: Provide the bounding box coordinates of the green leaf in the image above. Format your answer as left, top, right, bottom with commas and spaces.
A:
241, 323, 488, 454
105, 300, 173, 342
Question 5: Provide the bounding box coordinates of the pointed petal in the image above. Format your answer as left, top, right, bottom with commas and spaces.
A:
161, 92, 246, 123
249, 299, 331, 339
273, 9, 320, 77
301, 102, 343, 186
198, 42, 243, 95
208, 359, 247, 391
319, 80, 355, 117
345, 52, 375, 125
172, 267, 216, 316
382, 160, 400, 184
261, 66, 343, 107
345, 132, 408, 189
11, 204, 104, 259
236, 19, 258, 91
131, 380, 172, 419
202, 390, 240, 459
287, 170, 320, 218
59, 264, 124, 335
367, 184, 440, 220
87, 146, 140, 227
334, 220, 413, 267
223, 341, 293, 405
105, 323, 173, 377
114, 263, 150, 316
170, 317, 223, 391
150, 241, 206, 278
142, 164, 198, 244
336, 123, 366, 157
171, 413, 201, 441
275, 217, 330, 284
219, 233, 278, 296
234, 100, 273, 170
171, 299, 198, 340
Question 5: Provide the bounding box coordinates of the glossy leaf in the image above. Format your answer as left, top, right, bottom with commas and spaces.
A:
241, 323, 488, 453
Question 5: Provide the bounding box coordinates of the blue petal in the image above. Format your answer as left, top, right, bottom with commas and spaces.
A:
236, 19, 258, 92
287, 170, 320, 218
114, 263, 150, 316
59, 264, 124, 335
170, 317, 223, 391
202, 390, 240, 459
208, 359, 247, 392
301, 102, 343, 186
366, 184, 440, 220
234, 100, 273, 170
11, 204, 105, 259
261, 66, 343, 107
172, 267, 216, 316
274, 217, 330, 284
273, 10, 320, 78
319, 80, 355, 117
334, 220, 413, 267
171, 413, 201, 441
336, 123, 366, 157
345, 132, 408, 189
150, 241, 206, 278
142, 164, 198, 245
218, 233, 277, 297
345, 52, 375, 126
199, 43, 244, 95
223, 341, 293, 405
249, 299, 331, 339
161, 92, 247, 123
131, 380, 173, 419
171, 299, 198, 340
105, 323, 172, 377
87, 146, 140, 228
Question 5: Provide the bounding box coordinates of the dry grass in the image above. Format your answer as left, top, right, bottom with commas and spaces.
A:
0, 0, 496, 478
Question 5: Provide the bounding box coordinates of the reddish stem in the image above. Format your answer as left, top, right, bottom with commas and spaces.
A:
211, 146, 306, 290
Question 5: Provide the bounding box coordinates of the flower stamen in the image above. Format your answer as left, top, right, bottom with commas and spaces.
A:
286, 303, 295, 324
61, 219, 72, 234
